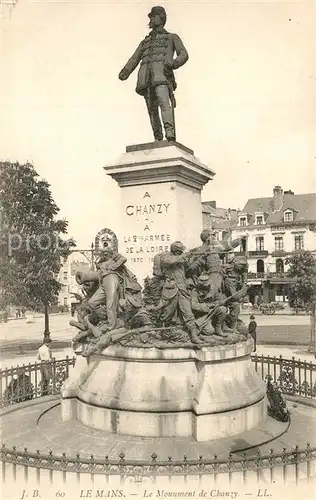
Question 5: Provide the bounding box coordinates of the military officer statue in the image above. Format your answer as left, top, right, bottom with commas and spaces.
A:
118, 6, 189, 142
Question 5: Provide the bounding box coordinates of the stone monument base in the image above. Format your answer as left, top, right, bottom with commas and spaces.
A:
61, 340, 266, 441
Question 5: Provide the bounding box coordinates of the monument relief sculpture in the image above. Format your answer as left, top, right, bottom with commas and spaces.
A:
71, 230, 250, 354
118, 6, 189, 142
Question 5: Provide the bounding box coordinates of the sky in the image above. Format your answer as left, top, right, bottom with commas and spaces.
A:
1, 0, 315, 247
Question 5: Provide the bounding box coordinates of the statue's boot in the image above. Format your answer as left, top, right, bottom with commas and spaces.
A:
189, 328, 204, 344
229, 320, 239, 335
213, 325, 228, 338
223, 325, 234, 333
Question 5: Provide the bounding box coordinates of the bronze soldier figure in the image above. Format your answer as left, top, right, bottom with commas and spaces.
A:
118, 6, 189, 142
187, 230, 244, 292
190, 275, 228, 338
157, 241, 203, 344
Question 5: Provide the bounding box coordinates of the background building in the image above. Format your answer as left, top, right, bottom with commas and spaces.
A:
202, 201, 239, 240
229, 186, 316, 304
57, 254, 91, 309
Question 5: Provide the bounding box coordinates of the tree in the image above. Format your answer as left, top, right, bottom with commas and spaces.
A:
0, 162, 75, 340
285, 251, 316, 353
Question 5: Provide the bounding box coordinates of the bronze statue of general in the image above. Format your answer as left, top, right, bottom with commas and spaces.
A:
118, 6, 189, 142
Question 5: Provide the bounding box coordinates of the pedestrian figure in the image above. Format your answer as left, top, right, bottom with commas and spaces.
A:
248, 314, 257, 352
36, 339, 53, 396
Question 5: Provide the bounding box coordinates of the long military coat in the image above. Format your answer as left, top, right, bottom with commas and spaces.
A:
121, 27, 188, 95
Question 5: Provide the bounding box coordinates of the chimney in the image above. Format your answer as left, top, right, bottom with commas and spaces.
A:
227, 208, 231, 220
284, 189, 294, 195
273, 185, 283, 211
208, 201, 216, 209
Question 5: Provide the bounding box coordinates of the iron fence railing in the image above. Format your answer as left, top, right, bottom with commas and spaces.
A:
1, 354, 315, 407
252, 354, 316, 398
0, 356, 76, 407
0, 354, 315, 485
1, 443, 315, 485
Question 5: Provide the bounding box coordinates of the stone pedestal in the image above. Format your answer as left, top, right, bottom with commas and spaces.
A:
104, 141, 215, 282
61, 340, 267, 441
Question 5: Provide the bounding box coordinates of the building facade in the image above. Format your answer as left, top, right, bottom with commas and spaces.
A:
202, 201, 239, 240
229, 186, 316, 303
57, 254, 91, 309
202, 186, 316, 304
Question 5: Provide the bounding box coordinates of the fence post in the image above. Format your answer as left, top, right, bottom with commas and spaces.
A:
48, 450, 53, 484
306, 443, 311, 482
52, 358, 57, 395
24, 447, 29, 483
279, 356, 283, 391
9, 367, 14, 404
151, 453, 158, 485
273, 355, 277, 382
1, 444, 6, 483
294, 445, 299, 485
309, 362, 314, 398
76, 453, 81, 484
298, 359, 302, 396
256, 449, 261, 485
213, 454, 218, 487
282, 447, 287, 484
228, 452, 233, 485
269, 449, 274, 484
242, 452, 247, 486
168, 456, 173, 485
292, 357, 296, 395
36, 450, 41, 484
119, 452, 125, 485
12, 445, 17, 481
267, 355, 271, 377
104, 455, 109, 484
62, 452, 67, 484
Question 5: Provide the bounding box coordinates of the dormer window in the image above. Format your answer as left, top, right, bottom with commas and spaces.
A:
256, 215, 264, 225
239, 216, 247, 227
284, 210, 293, 222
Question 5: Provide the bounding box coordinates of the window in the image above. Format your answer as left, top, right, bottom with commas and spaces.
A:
276, 258, 284, 274
257, 259, 265, 273
63, 271, 68, 281
294, 234, 304, 250
239, 217, 247, 227
63, 297, 68, 306
284, 210, 293, 222
256, 215, 264, 225
256, 236, 264, 251
274, 236, 284, 251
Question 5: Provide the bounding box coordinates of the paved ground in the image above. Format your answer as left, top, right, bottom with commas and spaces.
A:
0, 312, 312, 347
1, 398, 314, 461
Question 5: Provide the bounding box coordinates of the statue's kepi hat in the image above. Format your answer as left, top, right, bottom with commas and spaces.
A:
148, 6, 167, 20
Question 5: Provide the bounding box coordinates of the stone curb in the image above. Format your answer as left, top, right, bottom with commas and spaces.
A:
0, 394, 60, 417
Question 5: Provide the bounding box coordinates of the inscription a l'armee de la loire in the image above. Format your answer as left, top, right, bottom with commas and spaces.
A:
122, 192, 172, 265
